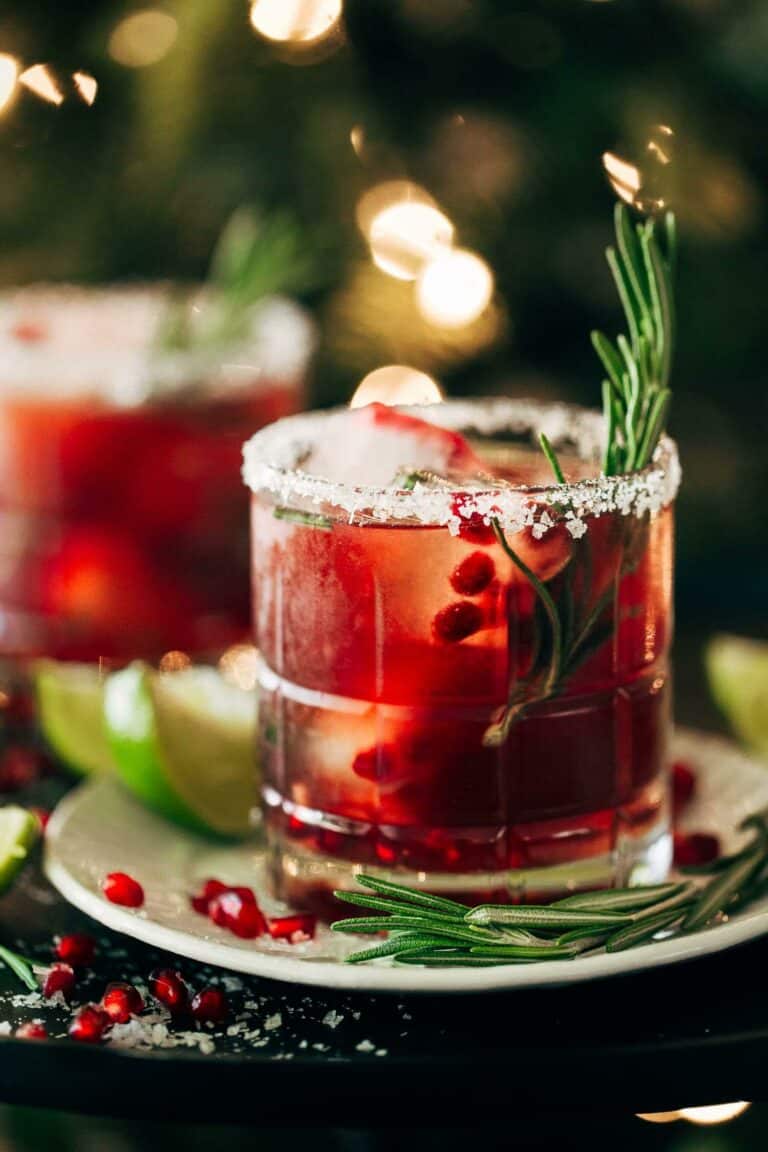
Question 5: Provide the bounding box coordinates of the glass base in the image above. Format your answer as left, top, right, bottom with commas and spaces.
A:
265, 812, 672, 921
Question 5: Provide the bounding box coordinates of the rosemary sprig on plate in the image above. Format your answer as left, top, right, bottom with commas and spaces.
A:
331, 817, 768, 967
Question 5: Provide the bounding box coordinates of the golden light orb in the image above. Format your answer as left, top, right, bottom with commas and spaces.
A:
350, 365, 442, 409
219, 644, 260, 692
679, 1102, 751, 1126
0, 54, 19, 114
108, 10, 179, 68
72, 71, 98, 106
18, 64, 64, 106
249, 0, 342, 44
416, 248, 494, 328
368, 201, 454, 282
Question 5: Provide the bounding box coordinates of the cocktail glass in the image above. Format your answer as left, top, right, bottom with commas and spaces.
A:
244, 398, 680, 914
0, 285, 312, 666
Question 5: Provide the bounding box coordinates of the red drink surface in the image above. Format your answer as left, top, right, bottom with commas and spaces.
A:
248, 408, 676, 913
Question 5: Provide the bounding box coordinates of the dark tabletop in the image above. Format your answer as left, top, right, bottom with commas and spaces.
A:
0, 635, 763, 1125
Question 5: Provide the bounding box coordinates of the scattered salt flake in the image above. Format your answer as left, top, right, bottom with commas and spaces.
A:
0, 1022, 11, 1036
312, 1042, 329, 1052
221, 976, 245, 993
243, 1000, 259, 1010
10, 992, 45, 1009
264, 1013, 282, 1031
375, 1049, 388, 1057
322, 1010, 344, 1029
356, 1039, 376, 1053
299, 1040, 308, 1049
198, 1036, 215, 1056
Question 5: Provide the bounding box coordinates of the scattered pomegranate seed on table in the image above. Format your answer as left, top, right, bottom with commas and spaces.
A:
673, 831, 721, 868
15, 1021, 47, 1040
43, 962, 76, 1001
102, 871, 144, 908
149, 968, 189, 1013
68, 1004, 110, 1044
268, 914, 317, 941
54, 933, 95, 967
190, 987, 228, 1025
101, 982, 144, 1023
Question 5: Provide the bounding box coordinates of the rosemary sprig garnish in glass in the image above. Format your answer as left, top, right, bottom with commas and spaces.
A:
331, 810, 768, 966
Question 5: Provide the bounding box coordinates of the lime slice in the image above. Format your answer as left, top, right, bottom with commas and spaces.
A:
34, 660, 114, 776
0, 807, 39, 895
103, 662, 257, 838
706, 634, 768, 758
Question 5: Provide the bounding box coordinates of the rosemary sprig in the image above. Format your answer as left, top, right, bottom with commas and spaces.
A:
0, 945, 37, 992
331, 829, 768, 967
592, 203, 675, 476
273, 507, 333, 530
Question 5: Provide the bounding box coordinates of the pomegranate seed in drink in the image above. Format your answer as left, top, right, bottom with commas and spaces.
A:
102, 871, 144, 908
450, 552, 496, 596
54, 933, 95, 967
432, 601, 484, 643
672, 760, 696, 818
43, 962, 76, 1000
267, 913, 317, 941
190, 987, 228, 1024
15, 1021, 47, 1040
673, 831, 720, 868
101, 982, 144, 1023
69, 1004, 109, 1044
149, 968, 189, 1013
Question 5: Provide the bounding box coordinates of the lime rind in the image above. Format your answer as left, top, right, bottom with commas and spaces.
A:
34, 660, 114, 776
0, 808, 39, 896
706, 634, 768, 759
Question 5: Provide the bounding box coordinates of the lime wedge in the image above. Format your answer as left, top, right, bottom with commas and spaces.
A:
34, 660, 114, 776
0, 807, 39, 895
103, 662, 257, 838
706, 634, 768, 759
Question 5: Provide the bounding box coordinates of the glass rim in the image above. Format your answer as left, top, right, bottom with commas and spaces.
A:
241, 397, 681, 538
0, 283, 314, 405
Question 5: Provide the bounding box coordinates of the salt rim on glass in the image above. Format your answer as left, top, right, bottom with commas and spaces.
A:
0, 284, 315, 407
241, 397, 681, 539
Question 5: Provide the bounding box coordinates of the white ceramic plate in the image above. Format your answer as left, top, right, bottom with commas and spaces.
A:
44, 729, 768, 994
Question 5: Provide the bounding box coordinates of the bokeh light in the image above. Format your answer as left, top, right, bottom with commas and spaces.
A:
219, 644, 260, 692
350, 365, 442, 408
19, 65, 64, 107
159, 650, 192, 674
679, 1102, 751, 1125
602, 150, 642, 207
72, 71, 98, 106
0, 54, 19, 114
249, 0, 343, 44
417, 249, 494, 328
108, 10, 179, 69
368, 200, 454, 282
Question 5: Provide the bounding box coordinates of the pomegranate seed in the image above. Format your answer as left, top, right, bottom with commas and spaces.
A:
451, 499, 495, 545
43, 962, 75, 1001
11, 321, 47, 343
190, 987, 228, 1024
268, 913, 317, 941
201, 879, 228, 900
68, 1004, 109, 1044
149, 968, 189, 1013
15, 1021, 47, 1040
102, 871, 144, 908
101, 982, 145, 1023
30, 807, 50, 832
672, 760, 696, 818
450, 551, 496, 596
673, 831, 721, 868
432, 601, 484, 643
211, 891, 267, 938
0, 746, 42, 792
352, 744, 397, 782
55, 933, 95, 967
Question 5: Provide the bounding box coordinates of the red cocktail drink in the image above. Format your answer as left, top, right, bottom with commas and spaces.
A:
244, 399, 679, 913
0, 286, 311, 662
